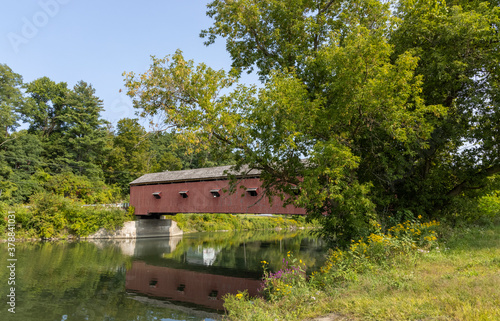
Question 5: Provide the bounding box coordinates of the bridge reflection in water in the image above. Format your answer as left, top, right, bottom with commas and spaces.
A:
90, 230, 326, 315
126, 261, 262, 310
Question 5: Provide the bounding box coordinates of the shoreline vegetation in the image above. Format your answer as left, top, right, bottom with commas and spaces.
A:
223, 217, 500, 321
0, 192, 317, 241
2, 193, 500, 320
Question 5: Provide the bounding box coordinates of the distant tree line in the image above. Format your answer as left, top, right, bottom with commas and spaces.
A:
0, 64, 233, 205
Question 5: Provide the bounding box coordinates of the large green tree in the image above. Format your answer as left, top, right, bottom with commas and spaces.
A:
0, 64, 24, 141
125, 0, 500, 245
62, 81, 109, 179
0, 64, 27, 202
22, 77, 110, 180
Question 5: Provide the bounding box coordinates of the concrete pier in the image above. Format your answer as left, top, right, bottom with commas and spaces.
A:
87, 219, 183, 239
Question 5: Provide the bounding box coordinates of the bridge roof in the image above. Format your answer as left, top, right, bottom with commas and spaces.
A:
129, 165, 261, 186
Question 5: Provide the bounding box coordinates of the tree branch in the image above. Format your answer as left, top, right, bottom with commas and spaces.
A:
0, 136, 19, 147
249, 27, 273, 58
447, 164, 500, 197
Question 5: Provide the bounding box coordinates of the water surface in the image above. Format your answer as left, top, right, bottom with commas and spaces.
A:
0, 229, 327, 321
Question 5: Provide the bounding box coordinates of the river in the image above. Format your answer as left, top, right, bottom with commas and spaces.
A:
0, 229, 327, 321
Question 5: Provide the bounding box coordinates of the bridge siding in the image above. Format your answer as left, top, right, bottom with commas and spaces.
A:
130, 178, 306, 215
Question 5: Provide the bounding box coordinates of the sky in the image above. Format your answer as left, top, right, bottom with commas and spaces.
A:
1, 0, 251, 128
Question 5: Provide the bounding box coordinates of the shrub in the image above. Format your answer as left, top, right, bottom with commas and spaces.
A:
0, 201, 7, 231
27, 192, 69, 238
1, 192, 130, 238
43, 171, 121, 204
260, 251, 307, 301
311, 217, 440, 287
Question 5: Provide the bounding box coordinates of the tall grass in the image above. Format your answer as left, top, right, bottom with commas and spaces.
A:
224, 217, 500, 320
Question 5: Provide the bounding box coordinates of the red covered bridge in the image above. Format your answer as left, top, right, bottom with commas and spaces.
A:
129, 165, 306, 216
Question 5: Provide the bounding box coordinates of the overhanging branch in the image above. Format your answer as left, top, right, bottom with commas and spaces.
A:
447, 164, 500, 197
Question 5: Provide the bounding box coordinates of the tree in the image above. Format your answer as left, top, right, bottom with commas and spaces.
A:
22, 77, 69, 137
0, 64, 24, 142
125, 0, 500, 245
62, 81, 109, 179
0, 131, 44, 203
0, 64, 29, 203
148, 131, 235, 171
21, 77, 111, 180
105, 118, 151, 194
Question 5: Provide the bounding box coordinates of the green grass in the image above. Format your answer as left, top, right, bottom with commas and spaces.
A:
224, 220, 500, 320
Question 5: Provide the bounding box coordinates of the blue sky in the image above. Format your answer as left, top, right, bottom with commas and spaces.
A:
1, 0, 248, 127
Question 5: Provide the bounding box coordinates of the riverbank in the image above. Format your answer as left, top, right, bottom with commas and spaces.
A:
172, 213, 316, 233
223, 218, 500, 320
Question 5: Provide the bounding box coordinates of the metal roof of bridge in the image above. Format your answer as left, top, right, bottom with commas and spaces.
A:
129, 165, 261, 186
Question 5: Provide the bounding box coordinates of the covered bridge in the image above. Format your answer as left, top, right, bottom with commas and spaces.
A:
129, 165, 306, 216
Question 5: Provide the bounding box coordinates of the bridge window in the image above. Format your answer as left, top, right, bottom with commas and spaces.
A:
149, 279, 158, 288
179, 191, 189, 198
208, 290, 218, 300
177, 284, 185, 293
152, 192, 161, 199
210, 189, 221, 197
246, 188, 258, 196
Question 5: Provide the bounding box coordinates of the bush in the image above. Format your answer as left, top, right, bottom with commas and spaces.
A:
260, 251, 307, 301
1, 192, 130, 239
0, 201, 7, 231
42, 171, 121, 204
27, 192, 69, 238
310, 217, 440, 287
224, 252, 321, 321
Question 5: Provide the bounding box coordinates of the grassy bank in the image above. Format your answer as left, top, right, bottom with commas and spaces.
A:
172, 213, 316, 233
223, 219, 500, 320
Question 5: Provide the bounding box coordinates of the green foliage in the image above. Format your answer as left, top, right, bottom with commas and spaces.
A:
0, 131, 44, 203
125, 0, 500, 246
173, 213, 315, 233
148, 131, 234, 171
309, 218, 440, 287
0, 63, 24, 139
260, 251, 307, 301
59, 81, 110, 180
442, 174, 500, 225
224, 218, 482, 321
105, 118, 151, 194
0, 201, 8, 230
1, 70, 128, 204
224, 222, 500, 320
20, 192, 69, 238
1, 63, 237, 206
42, 171, 120, 204
1, 192, 129, 239
65, 206, 128, 237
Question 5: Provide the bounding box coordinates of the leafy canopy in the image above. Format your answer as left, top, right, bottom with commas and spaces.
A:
125, 0, 500, 245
